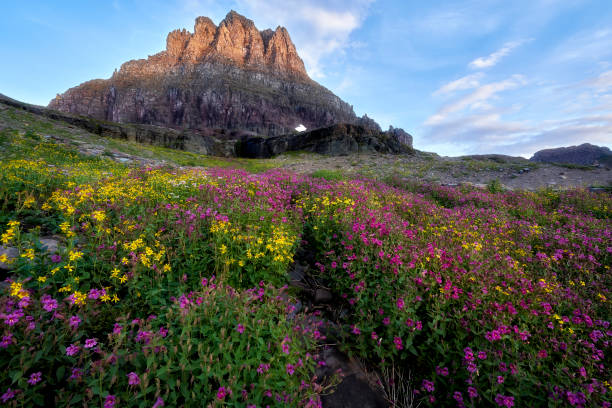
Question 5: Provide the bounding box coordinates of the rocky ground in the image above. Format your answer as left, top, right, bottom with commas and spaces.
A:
2, 100, 610, 190
273, 151, 611, 191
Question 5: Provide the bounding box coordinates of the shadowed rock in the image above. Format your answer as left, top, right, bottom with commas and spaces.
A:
236, 123, 413, 158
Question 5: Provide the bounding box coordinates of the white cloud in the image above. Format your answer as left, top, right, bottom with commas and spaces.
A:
421, 69, 612, 157
426, 74, 526, 125
232, 0, 373, 78
583, 70, 612, 92
433, 73, 483, 96
469, 40, 526, 69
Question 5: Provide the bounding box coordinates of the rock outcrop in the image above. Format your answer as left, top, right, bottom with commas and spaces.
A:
236, 123, 413, 158
530, 143, 612, 167
48, 11, 368, 137
1, 93, 234, 156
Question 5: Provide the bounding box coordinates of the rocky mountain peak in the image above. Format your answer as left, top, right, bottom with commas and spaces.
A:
47, 11, 375, 138
160, 11, 307, 79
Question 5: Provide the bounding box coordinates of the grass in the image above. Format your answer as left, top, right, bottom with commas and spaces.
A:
311, 169, 347, 181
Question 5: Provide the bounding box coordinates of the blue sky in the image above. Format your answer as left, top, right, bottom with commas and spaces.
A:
1, 0, 611, 157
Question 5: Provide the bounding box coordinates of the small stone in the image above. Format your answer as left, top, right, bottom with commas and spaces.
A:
314, 288, 333, 304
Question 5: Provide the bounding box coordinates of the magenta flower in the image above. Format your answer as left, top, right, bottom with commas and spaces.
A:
66, 344, 80, 356
27, 372, 42, 385
495, 394, 514, 407
69, 367, 83, 381
84, 338, 97, 348
69, 315, 81, 329
435, 366, 449, 376
0, 334, 13, 348
1, 388, 14, 403
422, 379, 435, 392
152, 397, 165, 408
467, 386, 478, 399
113, 323, 122, 335
41, 295, 58, 312
286, 363, 295, 375
104, 394, 116, 408
477, 351, 487, 360
497, 376, 505, 384
18, 297, 30, 308
217, 386, 228, 400
453, 391, 463, 403
127, 372, 140, 385
393, 336, 403, 350
236, 324, 245, 334
4, 312, 21, 326
396, 298, 405, 310
282, 343, 290, 354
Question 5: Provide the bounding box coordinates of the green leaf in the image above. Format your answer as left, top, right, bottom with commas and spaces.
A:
56, 366, 66, 381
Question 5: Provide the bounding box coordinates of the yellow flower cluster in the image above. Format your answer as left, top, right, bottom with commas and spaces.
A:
1, 220, 20, 245
9, 281, 29, 299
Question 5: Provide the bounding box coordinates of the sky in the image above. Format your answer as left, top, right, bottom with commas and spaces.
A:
1, 0, 611, 157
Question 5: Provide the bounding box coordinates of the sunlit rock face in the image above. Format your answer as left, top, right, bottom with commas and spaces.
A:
49, 11, 364, 136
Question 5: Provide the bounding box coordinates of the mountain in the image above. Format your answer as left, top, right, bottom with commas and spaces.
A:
530, 143, 612, 167
48, 11, 371, 137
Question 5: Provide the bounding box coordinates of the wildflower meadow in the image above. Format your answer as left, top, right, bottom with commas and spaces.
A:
0, 129, 610, 407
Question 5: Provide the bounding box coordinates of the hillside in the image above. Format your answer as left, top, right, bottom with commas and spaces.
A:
1, 107, 611, 407
1, 95, 610, 190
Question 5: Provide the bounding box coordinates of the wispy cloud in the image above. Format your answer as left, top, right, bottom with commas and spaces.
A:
426, 74, 526, 125
550, 28, 612, 63
583, 69, 612, 92
422, 69, 612, 157
469, 40, 527, 69
433, 73, 483, 96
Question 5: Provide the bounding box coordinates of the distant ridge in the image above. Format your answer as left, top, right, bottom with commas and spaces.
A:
530, 143, 612, 167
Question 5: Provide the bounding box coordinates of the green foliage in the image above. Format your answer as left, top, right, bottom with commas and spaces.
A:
311, 169, 346, 181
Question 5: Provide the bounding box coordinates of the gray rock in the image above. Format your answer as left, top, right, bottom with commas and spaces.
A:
39, 238, 60, 253
314, 288, 333, 304
386, 125, 413, 148
531, 143, 612, 167
0, 246, 19, 270
317, 348, 387, 408
236, 123, 413, 158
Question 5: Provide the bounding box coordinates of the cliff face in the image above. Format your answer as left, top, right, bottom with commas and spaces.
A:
48, 11, 360, 136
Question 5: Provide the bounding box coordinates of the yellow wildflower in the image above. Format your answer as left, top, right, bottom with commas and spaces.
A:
21, 248, 35, 260
68, 250, 83, 262
71, 291, 86, 306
